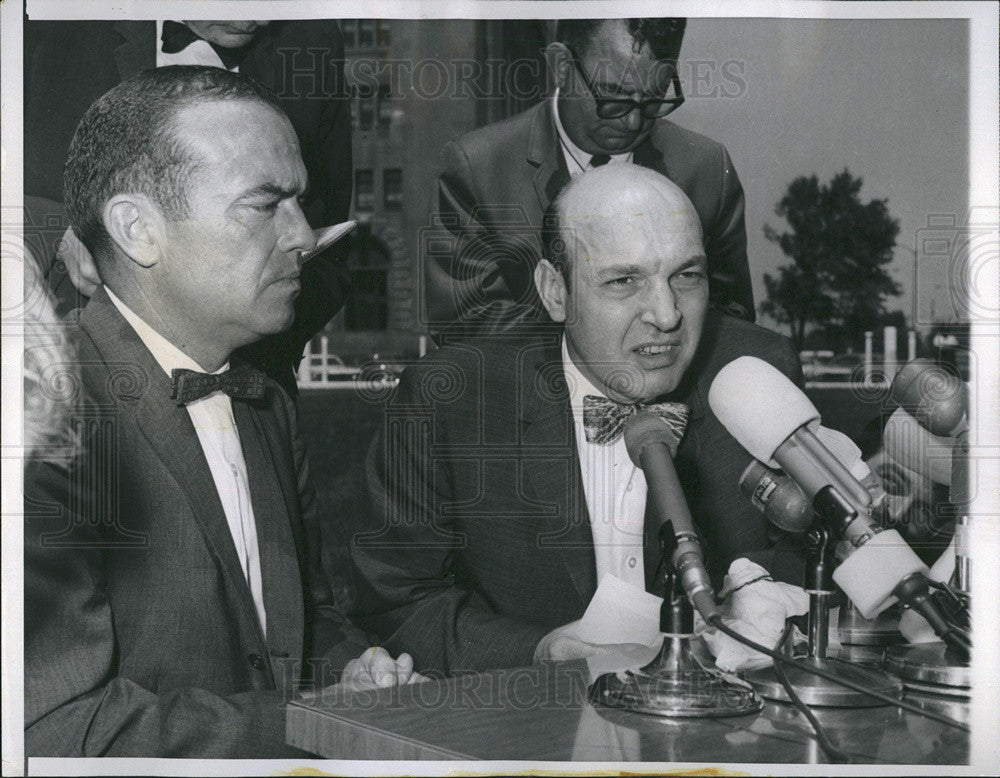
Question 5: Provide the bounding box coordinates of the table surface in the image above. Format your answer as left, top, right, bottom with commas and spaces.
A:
286, 658, 969, 765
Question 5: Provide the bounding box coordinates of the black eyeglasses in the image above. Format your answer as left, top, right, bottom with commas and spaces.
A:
568, 48, 685, 120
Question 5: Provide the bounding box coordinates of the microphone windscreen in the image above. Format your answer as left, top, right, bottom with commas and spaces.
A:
883, 407, 954, 485
708, 356, 820, 466
623, 409, 688, 467
889, 358, 967, 437
832, 529, 929, 619
815, 426, 870, 481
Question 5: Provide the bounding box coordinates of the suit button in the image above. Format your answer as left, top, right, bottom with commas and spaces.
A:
248, 653, 265, 670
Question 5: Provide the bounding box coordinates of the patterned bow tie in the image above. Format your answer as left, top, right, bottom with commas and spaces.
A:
583, 395, 689, 450
171, 365, 266, 406
160, 20, 253, 70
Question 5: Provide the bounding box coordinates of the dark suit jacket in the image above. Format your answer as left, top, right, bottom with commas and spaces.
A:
349, 313, 805, 675
23, 19, 353, 396
24, 288, 367, 757
426, 101, 752, 338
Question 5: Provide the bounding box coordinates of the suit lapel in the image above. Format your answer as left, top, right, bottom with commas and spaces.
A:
232, 397, 304, 664
112, 21, 157, 80
529, 102, 569, 212
239, 29, 278, 92
519, 337, 597, 605
79, 290, 268, 655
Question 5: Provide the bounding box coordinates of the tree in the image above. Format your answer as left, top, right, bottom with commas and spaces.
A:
762, 169, 901, 351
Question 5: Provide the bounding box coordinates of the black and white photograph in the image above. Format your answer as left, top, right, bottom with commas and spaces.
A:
2, 0, 998, 775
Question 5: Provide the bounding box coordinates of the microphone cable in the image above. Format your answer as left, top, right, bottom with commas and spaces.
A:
708, 615, 970, 733
770, 621, 851, 764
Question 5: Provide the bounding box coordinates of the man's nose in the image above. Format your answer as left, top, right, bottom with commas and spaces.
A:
621, 106, 645, 132
639, 281, 682, 331
277, 201, 315, 261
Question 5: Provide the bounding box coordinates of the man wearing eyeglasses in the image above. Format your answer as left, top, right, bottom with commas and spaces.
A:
427, 18, 752, 340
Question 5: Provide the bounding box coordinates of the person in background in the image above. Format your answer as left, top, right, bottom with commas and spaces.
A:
426, 17, 751, 341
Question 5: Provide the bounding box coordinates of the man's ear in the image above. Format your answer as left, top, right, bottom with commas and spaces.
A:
545, 42, 572, 92
534, 258, 568, 323
102, 194, 161, 269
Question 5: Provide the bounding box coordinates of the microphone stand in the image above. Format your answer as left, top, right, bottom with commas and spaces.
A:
589, 532, 763, 718
882, 516, 972, 696
745, 526, 905, 707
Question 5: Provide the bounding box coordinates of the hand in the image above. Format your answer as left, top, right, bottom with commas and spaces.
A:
337, 647, 428, 691
56, 227, 100, 297
533, 619, 649, 662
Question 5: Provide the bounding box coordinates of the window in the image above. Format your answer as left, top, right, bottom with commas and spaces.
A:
357, 84, 375, 129
358, 20, 375, 47
383, 169, 403, 211
377, 83, 393, 127
348, 84, 359, 129
345, 226, 390, 331
376, 20, 392, 46
354, 170, 375, 215
341, 19, 357, 48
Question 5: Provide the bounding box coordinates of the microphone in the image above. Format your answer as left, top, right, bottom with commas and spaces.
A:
740, 427, 881, 534
883, 407, 954, 486
623, 412, 718, 622
708, 357, 969, 655
890, 358, 967, 438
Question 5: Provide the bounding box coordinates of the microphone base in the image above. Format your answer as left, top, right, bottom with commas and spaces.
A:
746, 655, 903, 708
589, 635, 764, 718
882, 642, 971, 696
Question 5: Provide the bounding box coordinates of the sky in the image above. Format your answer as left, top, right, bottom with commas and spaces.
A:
675, 18, 969, 336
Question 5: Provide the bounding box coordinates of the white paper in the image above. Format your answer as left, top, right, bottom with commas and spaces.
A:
577, 573, 663, 647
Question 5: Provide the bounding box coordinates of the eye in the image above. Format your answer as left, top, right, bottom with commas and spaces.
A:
605, 275, 636, 288
670, 268, 707, 289
249, 201, 280, 214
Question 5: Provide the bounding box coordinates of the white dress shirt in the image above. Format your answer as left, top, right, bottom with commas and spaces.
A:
562, 338, 647, 589
552, 88, 634, 177
156, 21, 237, 72
106, 289, 266, 636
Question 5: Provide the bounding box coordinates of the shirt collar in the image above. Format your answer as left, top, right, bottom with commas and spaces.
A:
551, 88, 634, 175
562, 335, 609, 412
106, 286, 229, 378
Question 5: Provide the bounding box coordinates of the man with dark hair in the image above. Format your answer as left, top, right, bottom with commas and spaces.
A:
352, 165, 803, 675
24, 66, 418, 758
24, 18, 353, 396
426, 17, 751, 340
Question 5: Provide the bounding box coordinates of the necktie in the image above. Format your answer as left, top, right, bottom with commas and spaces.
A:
171, 365, 266, 406
160, 20, 252, 70
589, 154, 612, 168
583, 395, 689, 450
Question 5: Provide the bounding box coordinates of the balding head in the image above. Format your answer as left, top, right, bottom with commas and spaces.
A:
536, 166, 709, 402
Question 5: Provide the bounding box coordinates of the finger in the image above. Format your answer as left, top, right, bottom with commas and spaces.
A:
406, 671, 430, 685
367, 647, 398, 687
394, 652, 414, 682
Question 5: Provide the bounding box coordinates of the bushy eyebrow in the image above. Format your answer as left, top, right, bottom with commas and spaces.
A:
237, 181, 305, 201
593, 255, 707, 281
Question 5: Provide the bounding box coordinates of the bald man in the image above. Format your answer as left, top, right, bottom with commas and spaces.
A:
350, 166, 806, 675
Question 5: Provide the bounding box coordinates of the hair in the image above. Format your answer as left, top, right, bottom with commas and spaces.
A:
556, 18, 687, 61
64, 65, 286, 264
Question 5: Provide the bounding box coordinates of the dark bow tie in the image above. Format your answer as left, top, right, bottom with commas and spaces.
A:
582, 395, 689, 450
171, 365, 266, 406
160, 20, 253, 70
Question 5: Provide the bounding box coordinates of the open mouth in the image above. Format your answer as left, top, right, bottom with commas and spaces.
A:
634, 343, 678, 357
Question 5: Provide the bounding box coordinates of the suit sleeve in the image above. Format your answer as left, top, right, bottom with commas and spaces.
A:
425, 141, 546, 341
349, 365, 549, 674
23, 458, 304, 758
282, 389, 369, 683
706, 146, 754, 322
